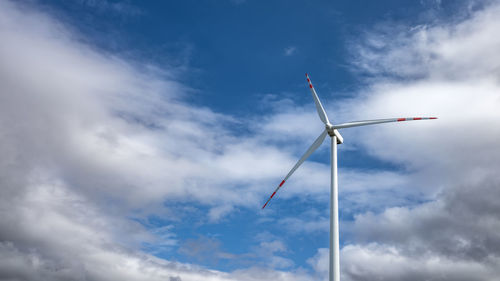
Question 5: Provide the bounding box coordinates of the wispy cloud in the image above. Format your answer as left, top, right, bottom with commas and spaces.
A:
76, 0, 142, 16
284, 46, 297, 56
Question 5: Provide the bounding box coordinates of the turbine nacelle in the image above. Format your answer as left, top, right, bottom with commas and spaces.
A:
326, 123, 343, 144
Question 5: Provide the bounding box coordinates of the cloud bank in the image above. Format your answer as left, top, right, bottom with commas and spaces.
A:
0, 1, 315, 280
332, 2, 500, 280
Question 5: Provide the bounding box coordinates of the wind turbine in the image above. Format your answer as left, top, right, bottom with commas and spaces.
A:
262, 74, 437, 281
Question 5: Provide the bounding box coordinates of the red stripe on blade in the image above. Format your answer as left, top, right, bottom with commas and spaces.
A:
262, 202, 268, 209
413, 117, 422, 120
430, 117, 437, 119
270, 191, 277, 199
397, 118, 406, 121
279, 180, 285, 187
309, 84, 313, 88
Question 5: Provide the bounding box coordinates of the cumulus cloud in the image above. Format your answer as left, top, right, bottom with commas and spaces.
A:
341, 244, 499, 281
0, 0, 320, 219
0, 1, 321, 280
0, 182, 222, 281
330, 1, 500, 280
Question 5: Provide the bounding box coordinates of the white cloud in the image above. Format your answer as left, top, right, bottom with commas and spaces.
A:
330, 1, 500, 280
0, 1, 335, 280
341, 243, 499, 281
306, 248, 328, 280
0, 1, 322, 280
76, 0, 142, 16
284, 46, 298, 56
0, 0, 320, 216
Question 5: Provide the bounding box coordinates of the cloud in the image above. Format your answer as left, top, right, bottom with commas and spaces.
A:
341, 243, 499, 281
177, 234, 295, 270
284, 46, 298, 56
75, 0, 142, 16
0, 1, 336, 279
208, 205, 236, 223
178, 235, 237, 266
252, 240, 294, 269
325, 1, 500, 280
0, 1, 321, 280
306, 248, 329, 280
0, 182, 194, 281
0, 0, 321, 217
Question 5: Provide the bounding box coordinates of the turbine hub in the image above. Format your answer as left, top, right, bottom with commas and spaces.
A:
326, 123, 343, 144
325, 123, 334, 136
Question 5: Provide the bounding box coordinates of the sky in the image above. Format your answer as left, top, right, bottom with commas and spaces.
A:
1, 0, 500, 280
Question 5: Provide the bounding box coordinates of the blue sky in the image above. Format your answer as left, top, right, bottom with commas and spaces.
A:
40, 0, 460, 114
3, 0, 500, 280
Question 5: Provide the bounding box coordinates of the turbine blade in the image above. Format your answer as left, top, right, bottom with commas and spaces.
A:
306, 74, 330, 125
262, 130, 328, 209
333, 117, 438, 129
